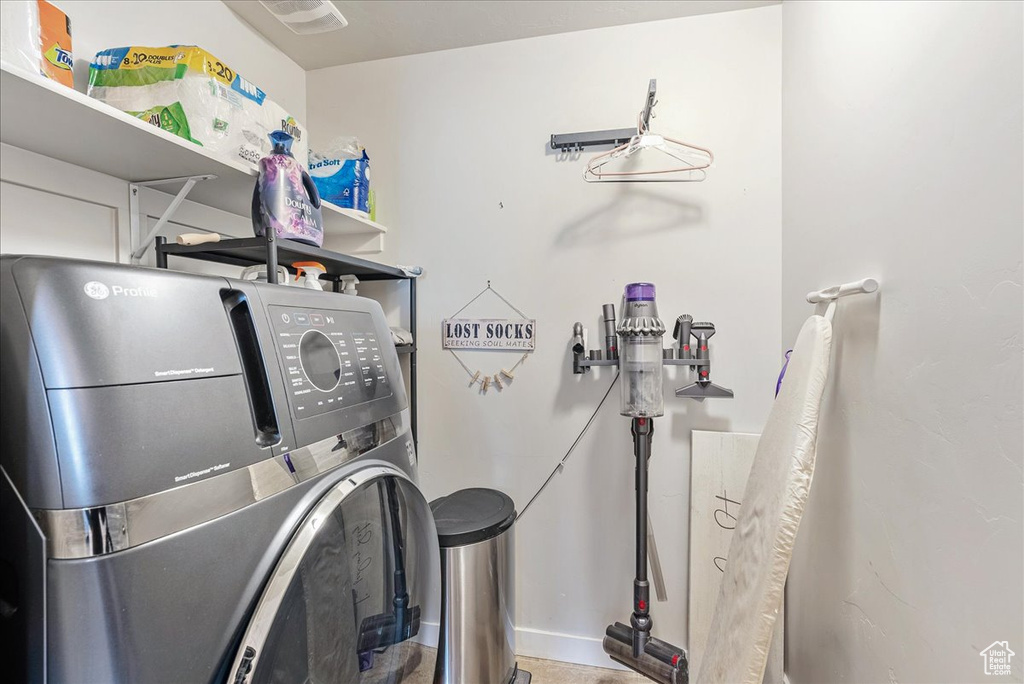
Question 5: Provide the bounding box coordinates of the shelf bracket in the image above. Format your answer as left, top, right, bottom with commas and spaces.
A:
129, 174, 216, 263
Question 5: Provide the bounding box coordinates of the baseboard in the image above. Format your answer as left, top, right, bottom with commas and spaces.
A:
414, 621, 627, 671
515, 626, 628, 671
415, 620, 440, 648
418, 620, 791, 680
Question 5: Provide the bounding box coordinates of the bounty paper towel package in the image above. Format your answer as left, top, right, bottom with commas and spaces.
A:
88, 46, 307, 171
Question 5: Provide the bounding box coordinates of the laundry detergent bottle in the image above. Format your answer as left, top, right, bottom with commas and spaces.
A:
252, 130, 324, 247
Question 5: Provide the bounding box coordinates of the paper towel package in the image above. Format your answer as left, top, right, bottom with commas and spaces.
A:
1, 0, 73, 88
38, 0, 72, 87
88, 45, 307, 171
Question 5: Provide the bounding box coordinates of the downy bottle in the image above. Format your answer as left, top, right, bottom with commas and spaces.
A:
252, 130, 324, 247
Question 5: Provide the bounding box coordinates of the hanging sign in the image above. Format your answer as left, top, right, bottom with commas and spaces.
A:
442, 318, 536, 350
443, 281, 535, 394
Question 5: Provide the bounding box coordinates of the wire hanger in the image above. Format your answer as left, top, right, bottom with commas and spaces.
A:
583, 103, 713, 183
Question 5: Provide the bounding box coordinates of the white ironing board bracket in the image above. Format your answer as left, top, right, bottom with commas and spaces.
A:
806, 277, 880, 321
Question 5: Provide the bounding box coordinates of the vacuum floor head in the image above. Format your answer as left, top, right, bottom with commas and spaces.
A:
603, 622, 687, 684
357, 604, 420, 653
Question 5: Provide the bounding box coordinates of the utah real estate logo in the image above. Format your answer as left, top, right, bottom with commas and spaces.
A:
979, 641, 1015, 676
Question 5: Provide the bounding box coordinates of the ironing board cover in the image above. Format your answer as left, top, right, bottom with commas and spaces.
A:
697, 315, 832, 684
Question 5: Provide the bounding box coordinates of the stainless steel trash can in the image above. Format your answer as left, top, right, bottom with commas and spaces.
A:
431, 488, 529, 684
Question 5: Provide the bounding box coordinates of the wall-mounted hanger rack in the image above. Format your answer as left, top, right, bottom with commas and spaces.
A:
550, 79, 658, 152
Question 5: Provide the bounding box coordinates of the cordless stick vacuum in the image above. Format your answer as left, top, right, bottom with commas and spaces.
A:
570, 283, 733, 684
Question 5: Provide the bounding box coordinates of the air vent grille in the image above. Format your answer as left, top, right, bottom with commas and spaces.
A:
257, 0, 348, 35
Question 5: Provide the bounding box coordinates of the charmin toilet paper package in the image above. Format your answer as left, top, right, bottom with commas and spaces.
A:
88, 46, 307, 171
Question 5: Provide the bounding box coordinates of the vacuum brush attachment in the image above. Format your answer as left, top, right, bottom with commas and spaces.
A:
603, 622, 687, 684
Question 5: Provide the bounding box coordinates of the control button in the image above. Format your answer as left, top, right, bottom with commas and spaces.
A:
310, 313, 325, 327
294, 313, 310, 326
280, 313, 291, 324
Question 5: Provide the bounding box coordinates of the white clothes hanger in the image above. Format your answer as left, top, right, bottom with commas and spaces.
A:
584, 107, 714, 183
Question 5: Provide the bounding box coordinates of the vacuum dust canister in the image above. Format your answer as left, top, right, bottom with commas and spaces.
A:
616, 282, 666, 418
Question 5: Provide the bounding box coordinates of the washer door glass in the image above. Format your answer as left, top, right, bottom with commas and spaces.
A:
230, 469, 437, 684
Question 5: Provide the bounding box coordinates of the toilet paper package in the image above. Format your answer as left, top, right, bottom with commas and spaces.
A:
308, 137, 370, 213
0, 1, 41, 76
88, 46, 307, 171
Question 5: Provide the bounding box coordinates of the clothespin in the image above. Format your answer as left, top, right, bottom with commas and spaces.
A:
500, 368, 514, 380
482, 376, 491, 393
469, 370, 481, 387
493, 374, 503, 390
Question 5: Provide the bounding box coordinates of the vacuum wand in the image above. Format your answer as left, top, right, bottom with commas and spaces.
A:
602, 414, 687, 684
357, 477, 421, 654
631, 418, 652, 658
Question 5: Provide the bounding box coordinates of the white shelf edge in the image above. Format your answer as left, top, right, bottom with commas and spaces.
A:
323, 204, 387, 234
0, 61, 258, 179
0, 62, 388, 238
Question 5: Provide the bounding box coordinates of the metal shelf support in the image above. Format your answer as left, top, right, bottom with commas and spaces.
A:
129, 174, 216, 263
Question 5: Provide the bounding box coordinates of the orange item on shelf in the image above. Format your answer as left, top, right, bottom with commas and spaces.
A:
292, 261, 327, 275
38, 0, 73, 87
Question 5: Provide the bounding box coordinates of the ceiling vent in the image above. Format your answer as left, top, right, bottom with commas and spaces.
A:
257, 1, 348, 35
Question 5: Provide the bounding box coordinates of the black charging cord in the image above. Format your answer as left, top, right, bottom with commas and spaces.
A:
516, 372, 620, 522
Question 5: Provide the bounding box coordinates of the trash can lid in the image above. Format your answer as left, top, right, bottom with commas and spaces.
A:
430, 488, 517, 548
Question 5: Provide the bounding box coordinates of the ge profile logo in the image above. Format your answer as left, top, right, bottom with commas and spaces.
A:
83, 281, 110, 300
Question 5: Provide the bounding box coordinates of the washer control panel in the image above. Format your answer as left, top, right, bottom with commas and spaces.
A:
270, 306, 392, 419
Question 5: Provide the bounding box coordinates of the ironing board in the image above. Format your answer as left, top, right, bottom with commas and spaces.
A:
697, 315, 832, 684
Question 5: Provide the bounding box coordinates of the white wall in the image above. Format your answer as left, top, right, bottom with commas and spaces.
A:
1, 0, 307, 264
781, 2, 1023, 683
307, 6, 782, 666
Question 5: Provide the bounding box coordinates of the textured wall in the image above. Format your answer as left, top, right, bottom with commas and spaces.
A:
781, 2, 1023, 682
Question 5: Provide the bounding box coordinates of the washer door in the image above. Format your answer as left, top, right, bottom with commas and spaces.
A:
229, 466, 438, 684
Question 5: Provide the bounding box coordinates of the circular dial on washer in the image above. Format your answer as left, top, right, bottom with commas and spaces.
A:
299, 329, 342, 392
